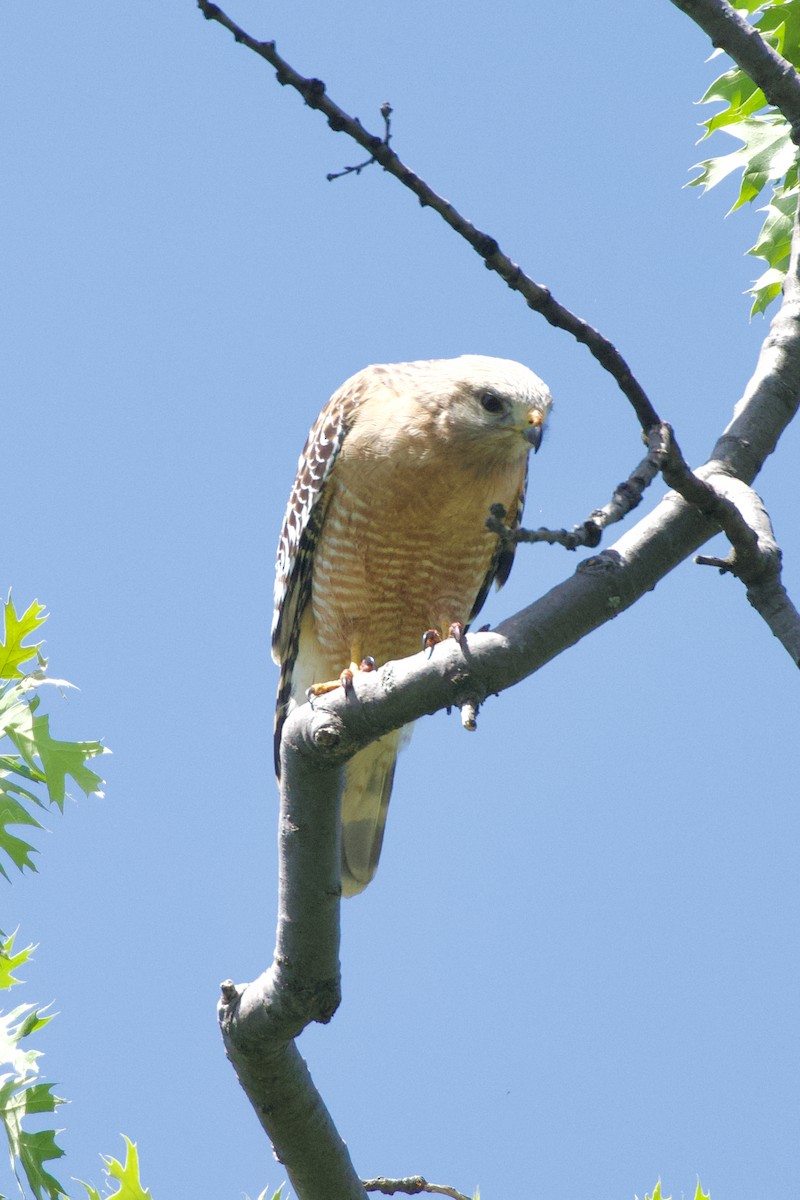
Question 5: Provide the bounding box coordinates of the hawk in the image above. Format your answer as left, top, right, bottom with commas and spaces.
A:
272, 355, 553, 896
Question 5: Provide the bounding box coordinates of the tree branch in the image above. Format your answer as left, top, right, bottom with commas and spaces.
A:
219, 209, 800, 1193
694, 475, 800, 666
487, 422, 670, 552
196, 0, 659, 432
668, 0, 800, 140
203, 6, 800, 1196
218, 742, 366, 1200
671, 200, 800, 665
363, 1178, 471, 1200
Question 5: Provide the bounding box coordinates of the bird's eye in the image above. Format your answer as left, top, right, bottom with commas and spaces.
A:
480, 392, 505, 415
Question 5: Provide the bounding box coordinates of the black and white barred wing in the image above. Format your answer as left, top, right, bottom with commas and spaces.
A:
271, 395, 350, 664
271, 376, 367, 773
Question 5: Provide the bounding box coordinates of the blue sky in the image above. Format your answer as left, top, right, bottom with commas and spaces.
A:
3, 2, 799, 1198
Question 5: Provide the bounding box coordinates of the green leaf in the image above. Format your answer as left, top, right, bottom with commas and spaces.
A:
691, 0, 800, 312
0, 598, 47, 682
749, 263, 789, 314
0, 605, 108, 877
745, 185, 800, 313
77, 1136, 154, 1200
0, 933, 35, 991
698, 68, 766, 136
0, 1003, 53, 1080
16, 1127, 67, 1199
0, 794, 43, 878
689, 117, 794, 210
0, 1002, 67, 1200
749, 186, 798, 263
5, 711, 106, 811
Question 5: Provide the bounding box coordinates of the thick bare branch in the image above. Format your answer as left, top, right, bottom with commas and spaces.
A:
202, 7, 800, 1196
196, 0, 659, 432
217, 178, 800, 1196
668, 0, 800, 139
218, 740, 366, 1200
694, 475, 800, 665
685, 202, 800, 664
663, 421, 800, 664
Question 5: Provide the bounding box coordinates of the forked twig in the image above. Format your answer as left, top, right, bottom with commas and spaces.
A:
657, 426, 800, 665
487, 423, 670, 551
327, 101, 393, 181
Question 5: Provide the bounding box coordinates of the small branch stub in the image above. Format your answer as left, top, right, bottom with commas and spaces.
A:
460, 699, 479, 731
220, 979, 239, 1005
311, 714, 344, 750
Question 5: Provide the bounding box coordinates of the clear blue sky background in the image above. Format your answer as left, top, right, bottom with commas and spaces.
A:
3, 3, 799, 1198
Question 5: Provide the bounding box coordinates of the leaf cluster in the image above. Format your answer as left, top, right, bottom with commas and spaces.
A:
0, 598, 153, 1198
0, 932, 65, 1199
0, 596, 107, 878
638, 1183, 710, 1200
689, 0, 800, 314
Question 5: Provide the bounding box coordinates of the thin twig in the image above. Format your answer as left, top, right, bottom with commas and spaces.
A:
362, 1178, 470, 1200
196, 0, 659, 433
327, 101, 393, 180
487, 423, 669, 551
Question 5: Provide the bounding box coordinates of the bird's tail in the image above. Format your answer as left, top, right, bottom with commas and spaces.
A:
340, 724, 412, 896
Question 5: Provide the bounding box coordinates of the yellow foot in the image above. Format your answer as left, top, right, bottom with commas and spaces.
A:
306, 657, 376, 701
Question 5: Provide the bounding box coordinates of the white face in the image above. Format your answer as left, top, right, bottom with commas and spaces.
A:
426, 355, 553, 452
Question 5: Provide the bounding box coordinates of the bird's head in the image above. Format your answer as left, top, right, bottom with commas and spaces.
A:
413, 355, 553, 466
338, 355, 553, 471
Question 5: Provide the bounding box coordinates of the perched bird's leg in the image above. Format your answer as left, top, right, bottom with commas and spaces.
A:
449, 621, 465, 644
306, 648, 376, 699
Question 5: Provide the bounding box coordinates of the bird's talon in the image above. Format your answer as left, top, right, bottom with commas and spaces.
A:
422, 628, 441, 657
307, 680, 334, 698
359, 656, 376, 672
449, 621, 465, 643
340, 667, 355, 692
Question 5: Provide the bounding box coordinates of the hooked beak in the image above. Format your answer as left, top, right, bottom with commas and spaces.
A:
524, 409, 544, 452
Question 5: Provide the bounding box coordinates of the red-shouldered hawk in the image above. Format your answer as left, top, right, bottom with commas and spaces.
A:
272, 355, 552, 896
